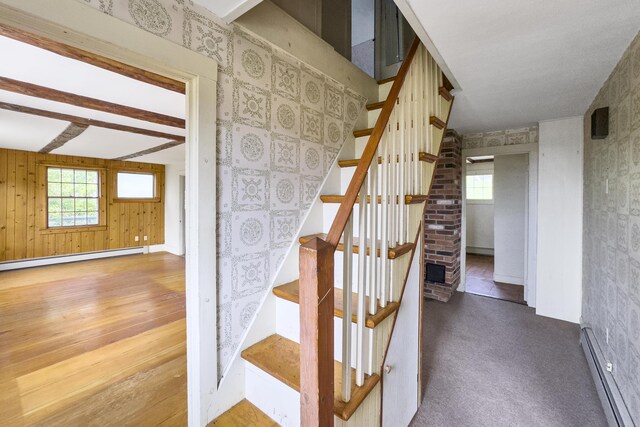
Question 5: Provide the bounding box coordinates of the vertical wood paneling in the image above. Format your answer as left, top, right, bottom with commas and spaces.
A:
14, 151, 28, 260
0, 149, 8, 260
26, 151, 36, 258
0, 148, 165, 262
6, 150, 16, 261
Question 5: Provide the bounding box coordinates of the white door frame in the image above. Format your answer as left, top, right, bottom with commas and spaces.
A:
0, 1, 218, 425
461, 143, 538, 307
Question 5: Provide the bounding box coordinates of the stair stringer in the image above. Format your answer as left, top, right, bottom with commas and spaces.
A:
209, 105, 369, 420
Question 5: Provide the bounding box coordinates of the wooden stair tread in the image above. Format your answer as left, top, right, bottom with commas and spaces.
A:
338, 152, 438, 167
241, 334, 380, 421
430, 115, 446, 130
320, 194, 428, 204
299, 232, 414, 259
439, 86, 453, 101
377, 76, 395, 85
273, 280, 399, 328
353, 128, 373, 138
208, 399, 277, 426
366, 101, 385, 111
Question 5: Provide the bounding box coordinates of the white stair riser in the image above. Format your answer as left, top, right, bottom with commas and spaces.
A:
355, 136, 368, 158
276, 298, 373, 369
378, 81, 393, 100
367, 109, 381, 127
339, 162, 434, 196
245, 362, 300, 426
322, 202, 428, 243
245, 362, 347, 426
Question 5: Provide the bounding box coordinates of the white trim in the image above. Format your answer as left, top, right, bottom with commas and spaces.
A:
0, 2, 218, 425
0, 247, 144, 271
493, 273, 524, 286
147, 244, 168, 253
461, 143, 537, 307
466, 247, 494, 256
221, 0, 264, 23
393, 0, 460, 90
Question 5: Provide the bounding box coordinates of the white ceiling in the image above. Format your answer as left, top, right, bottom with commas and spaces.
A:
193, 0, 263, 22
405, 0, 640, 134
54, 127, 173, 159
136, 144, 186, 165
0, 35, 186, 165
0, 36, 185, 119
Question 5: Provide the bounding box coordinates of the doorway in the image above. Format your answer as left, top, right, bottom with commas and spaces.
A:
462, 148, 537, 306
0, 2, 218, 425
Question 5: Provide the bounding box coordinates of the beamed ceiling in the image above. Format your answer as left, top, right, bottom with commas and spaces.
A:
0, 32, 186, 165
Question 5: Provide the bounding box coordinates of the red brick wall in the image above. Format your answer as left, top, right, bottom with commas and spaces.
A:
424, 130, 462, 302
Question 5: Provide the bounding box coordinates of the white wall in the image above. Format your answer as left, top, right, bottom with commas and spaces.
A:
466, 162, 494, 254
352, 0, 375, 46
493, 154, 528, 285
537, 116, 583, 323
164, 163, 185, 256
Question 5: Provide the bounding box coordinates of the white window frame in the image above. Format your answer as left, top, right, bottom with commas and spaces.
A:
465, 171, 494, 204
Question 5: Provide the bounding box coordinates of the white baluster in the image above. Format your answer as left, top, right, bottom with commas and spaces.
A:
356, 180, 368, 387
341, 213, 353, 402
389, 112, 397, 250
398, 78, 406, 246
412, 54, 419, 196
368, 148, 378, 315
380, 130, 390, 307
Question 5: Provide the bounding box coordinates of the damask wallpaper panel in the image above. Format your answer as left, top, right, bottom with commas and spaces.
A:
583, 31, 640, 424
462, 125, 538, 149
79, 0, 367, 375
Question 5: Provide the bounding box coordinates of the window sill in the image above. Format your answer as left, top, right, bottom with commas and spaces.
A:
40, 225, 107, 234
466, 199, 494, 205
112, 197, 161, 203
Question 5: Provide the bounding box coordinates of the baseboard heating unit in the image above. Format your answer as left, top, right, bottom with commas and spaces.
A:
581, 327, 635, 427
0, 247, 145, 271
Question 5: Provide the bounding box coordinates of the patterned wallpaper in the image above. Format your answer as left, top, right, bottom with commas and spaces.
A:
582, 32, 640, 424
79, 0, 366, 375
462, 126, 538, 149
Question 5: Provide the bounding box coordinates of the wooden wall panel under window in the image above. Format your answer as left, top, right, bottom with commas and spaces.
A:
0, 148, 165, 262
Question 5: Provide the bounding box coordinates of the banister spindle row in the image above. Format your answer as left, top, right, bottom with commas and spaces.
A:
301, 41, 450, 425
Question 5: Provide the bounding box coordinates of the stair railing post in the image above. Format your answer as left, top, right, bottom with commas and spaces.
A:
299, 237, 335, 427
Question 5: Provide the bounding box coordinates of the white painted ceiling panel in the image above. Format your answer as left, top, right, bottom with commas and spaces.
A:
406, 0, 640, 133
0, 90, 186, 138
0, 109, 70, 152
53, 127, 172, 159
133, 144, 186, 165
193, 0, 262, 21
0, 36, 185, 118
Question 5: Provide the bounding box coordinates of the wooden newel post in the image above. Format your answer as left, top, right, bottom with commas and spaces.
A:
299, 237, 335, 427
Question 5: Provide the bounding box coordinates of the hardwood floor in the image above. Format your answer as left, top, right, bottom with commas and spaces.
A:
0, 252, 186, 426
465, 254, 525, 304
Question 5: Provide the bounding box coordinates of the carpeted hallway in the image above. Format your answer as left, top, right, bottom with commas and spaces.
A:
411, 292, 607, 427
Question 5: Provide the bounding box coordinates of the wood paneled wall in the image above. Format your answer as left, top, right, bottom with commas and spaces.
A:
0, 148, 165, 262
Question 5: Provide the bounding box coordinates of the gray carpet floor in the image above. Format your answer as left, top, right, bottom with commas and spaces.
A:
411, 292, 608, 427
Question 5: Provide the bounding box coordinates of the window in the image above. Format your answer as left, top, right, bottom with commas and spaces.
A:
115, 172, 156, 199
466, 174, 493, 200
47, 168, 100, 227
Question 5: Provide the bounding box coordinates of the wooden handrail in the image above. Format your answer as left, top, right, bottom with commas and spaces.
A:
324, 37, 421, 247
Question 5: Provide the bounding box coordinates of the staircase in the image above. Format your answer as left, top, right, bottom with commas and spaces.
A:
211, 38, 453, 426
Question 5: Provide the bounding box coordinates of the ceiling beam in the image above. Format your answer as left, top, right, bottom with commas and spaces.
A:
0, 101, 185, 142
39, 122, 89, 153
0, 23, 185, 94
0, 76, 185, 128
114, 140, 184, 161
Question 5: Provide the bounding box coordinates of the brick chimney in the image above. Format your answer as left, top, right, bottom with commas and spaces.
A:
424, 130, 462, 302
